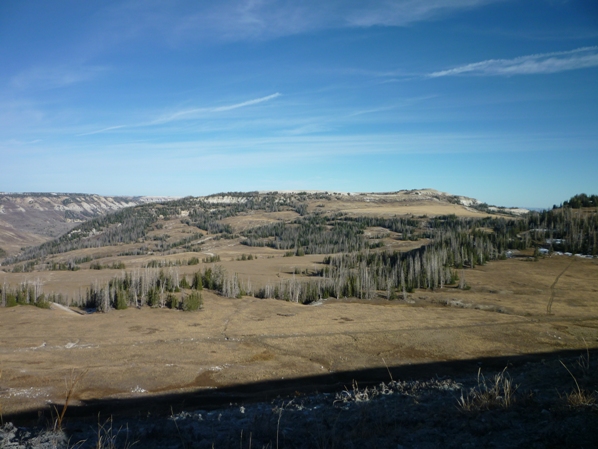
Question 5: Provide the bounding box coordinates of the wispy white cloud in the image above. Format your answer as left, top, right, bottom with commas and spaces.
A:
78, 93, 282, 135
1, 139, 42, 146
213, 92, 281, 111
345, 0, 500, 27
154, 92, 282, 124
10, 65, 108, 90
77, 125, 127, 137
107, 0, 503, 44
64, 131, 593, 174
428, 47, 598, 77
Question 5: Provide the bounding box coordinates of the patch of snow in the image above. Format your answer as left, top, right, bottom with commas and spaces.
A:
65, 340, 79, 349
2, 387, 49, 399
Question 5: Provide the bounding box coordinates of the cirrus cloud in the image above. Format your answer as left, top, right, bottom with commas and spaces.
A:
77, 93, 282, 136
428, 47, 598, 77
107, 0, 504, 44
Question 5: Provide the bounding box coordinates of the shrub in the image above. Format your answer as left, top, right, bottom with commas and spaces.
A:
167, 294, 178, 309
192, 272, 203, 290
5, 293, 17, 307
35, 294, 51, 309
146, 288, 160, 307
179, 276, 190, 289
181, 291, 202, 311
115, 290, 128, 310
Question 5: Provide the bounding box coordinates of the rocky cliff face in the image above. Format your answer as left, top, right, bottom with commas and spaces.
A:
0, 193, 169, 255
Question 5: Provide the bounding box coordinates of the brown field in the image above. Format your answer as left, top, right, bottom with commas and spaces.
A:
305, 200, 493, 218
0, 195, 594, 421
1, 255, 597, 417
2, 244, 430, 302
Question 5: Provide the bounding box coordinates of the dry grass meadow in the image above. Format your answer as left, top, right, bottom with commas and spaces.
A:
1, 255, 596, 417
0, 194, 596, 420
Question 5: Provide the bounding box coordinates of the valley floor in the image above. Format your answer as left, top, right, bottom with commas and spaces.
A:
1, 257, 597, 421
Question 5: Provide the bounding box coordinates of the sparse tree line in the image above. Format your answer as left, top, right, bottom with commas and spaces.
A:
0, 265, 248, 311
179, 226, 504, 306
81, 267, 204, 312
49, 260, 81, 271
144, 256, 200, 268
338, 216, 421, 240
2, 194, 597, 310
526, 208, 598, 255
142, 255, 220, 268
78, 264, 257, 311
164, 232, 204, 250
240, 215, 379, 254
90, 261, 126, 270
252, 228, 497, 304
0, 281, 64, 308
248, 216, 563, 305
419, 212, 597, 256
10, 261, 36, 272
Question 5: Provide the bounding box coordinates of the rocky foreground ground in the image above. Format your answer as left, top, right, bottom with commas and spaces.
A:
2, 352, 597, 449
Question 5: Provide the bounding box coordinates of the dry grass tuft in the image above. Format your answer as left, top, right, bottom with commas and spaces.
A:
53, 368, 88, 432
560, 359, 597, 409
69, 416, 137, 449
564, 389, 597, 408
334, 380, 376, 404
94, 417, 137, 449
576, 339, 591, 379
457, 367, 516, 411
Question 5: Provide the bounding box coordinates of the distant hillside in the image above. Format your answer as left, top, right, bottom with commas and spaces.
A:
0, 189, 530, 265
1, 189, 595, 307
0, 193, 173, 256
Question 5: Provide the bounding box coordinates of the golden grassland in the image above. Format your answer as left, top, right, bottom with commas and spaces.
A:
1, 254, 596, 416
0, 196, 595, 418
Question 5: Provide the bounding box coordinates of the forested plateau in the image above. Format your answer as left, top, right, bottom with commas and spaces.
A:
1, 190, 596, 310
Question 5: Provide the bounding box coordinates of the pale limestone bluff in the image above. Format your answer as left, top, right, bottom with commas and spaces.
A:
0, 193, 172, 255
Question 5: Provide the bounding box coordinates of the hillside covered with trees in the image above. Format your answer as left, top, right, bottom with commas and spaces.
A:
1, 192, 596, 310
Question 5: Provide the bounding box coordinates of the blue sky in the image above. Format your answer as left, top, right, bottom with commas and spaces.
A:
1, 0, 597, 208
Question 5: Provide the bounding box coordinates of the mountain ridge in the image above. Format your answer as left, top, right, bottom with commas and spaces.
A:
0, 193, 176, 255
0, 189, 528, 259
